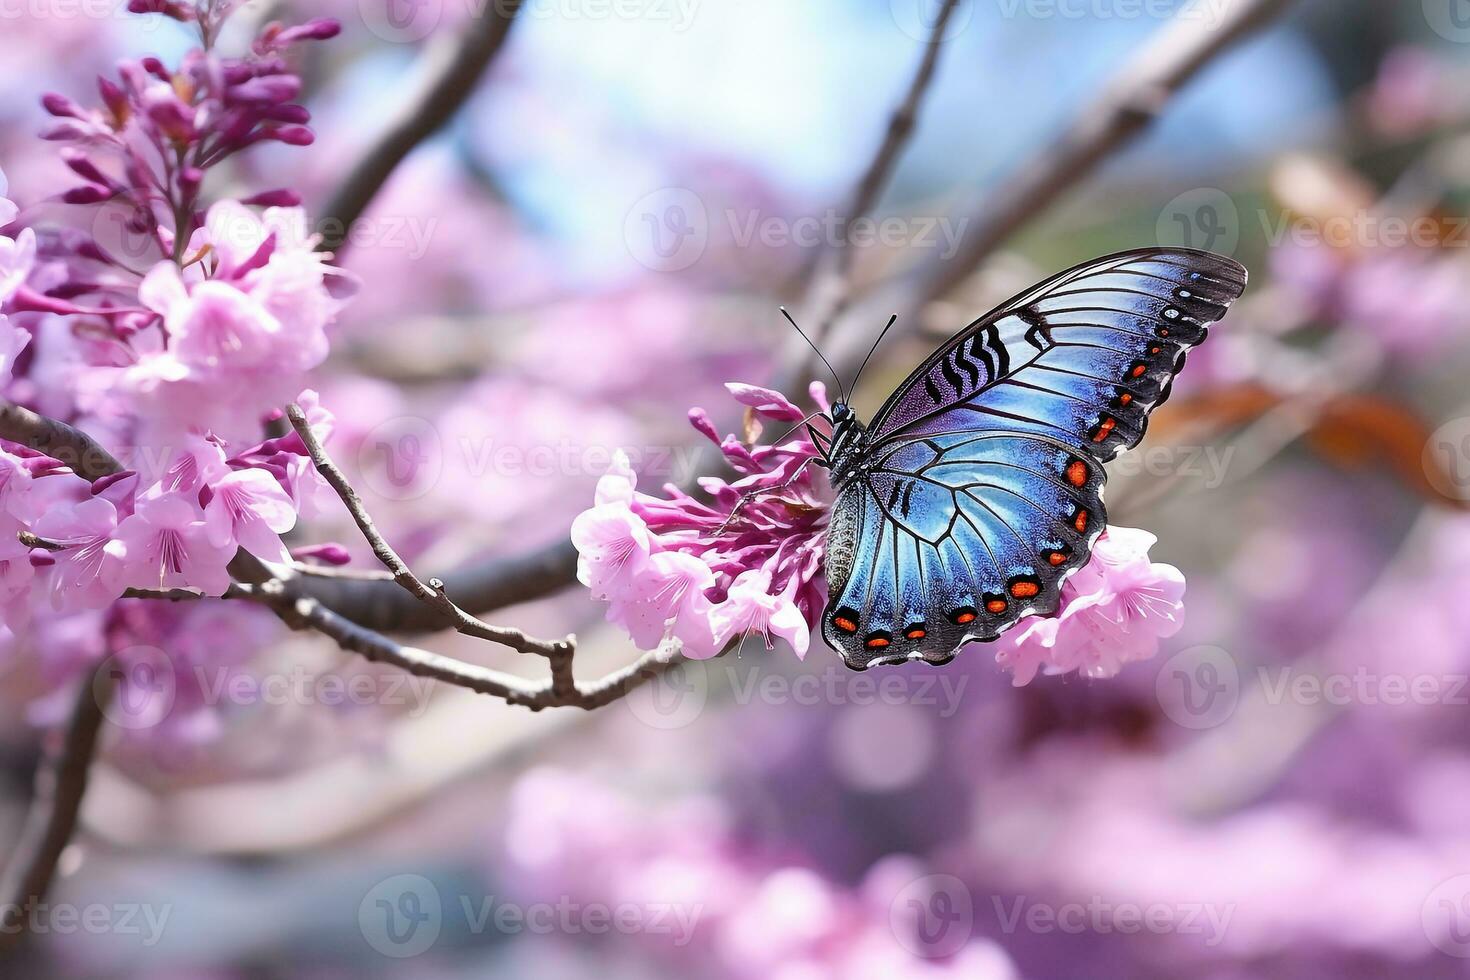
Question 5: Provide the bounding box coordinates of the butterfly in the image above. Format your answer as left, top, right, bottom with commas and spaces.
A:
806, 247, 1248, 671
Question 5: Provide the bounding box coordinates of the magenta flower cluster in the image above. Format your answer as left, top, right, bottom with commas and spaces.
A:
573, 383, 1187, 681
0, 5, 350, 704
572, 382, 832, 659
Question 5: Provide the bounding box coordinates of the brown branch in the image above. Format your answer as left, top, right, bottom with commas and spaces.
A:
285, 403, 573, 659
243, 582, 680, 711
801, 0, 964, 338
920, 0, 1296, 299
0, 661, 114, 950
315, 0, 526, 252
0, 401, 123, 481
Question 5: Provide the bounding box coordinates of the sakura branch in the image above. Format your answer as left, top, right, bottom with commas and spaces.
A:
283, 401, 574, 661
236, 579, 682, 712
800, 0, 964, 339
0, 661, 113, 951
316, 0, 527, 252
920, 0, 1297, 300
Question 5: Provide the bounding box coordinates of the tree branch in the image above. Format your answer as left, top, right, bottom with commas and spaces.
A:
242, 581, 680, 711
0, 661, 113, 950
0, 401, 123, 481
801, 0, 964, 337
315, 0, 526, 252
919, 0, 1295, 299
285, 403, 574, 658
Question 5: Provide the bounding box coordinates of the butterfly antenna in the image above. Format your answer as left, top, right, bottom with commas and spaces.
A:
849, 313, 899, 396
780, 307, 847, 403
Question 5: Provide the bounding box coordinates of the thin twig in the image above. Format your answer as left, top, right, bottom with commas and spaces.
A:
920, 0, 1296, 300
800, 0, 964, 339
285, 403, 574, 659
0, 661, 114, 951
287, 562, 398, 582
241, 582, 681, 711
315, 0, 526, 252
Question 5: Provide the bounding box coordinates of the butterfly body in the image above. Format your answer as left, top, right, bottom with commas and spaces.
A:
812, 248, 1248, 671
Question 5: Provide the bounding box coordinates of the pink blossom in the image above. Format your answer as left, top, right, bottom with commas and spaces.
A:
0, 227, 35, 305
203, 467, 297, 560
0, 318, 27, 389
0, 166, 16, 227
710, 569, 810, 658
139, 263, 282, 373
608, 550, 722, 658
0, 450, 35, 521
155, 434, 230, 495
0, 515, 36, 624
572, 383, 831, 660
114, 492, 233, 595
571, 476, 654, 600
993, 527, 1187, 685
32, 496, 126, 612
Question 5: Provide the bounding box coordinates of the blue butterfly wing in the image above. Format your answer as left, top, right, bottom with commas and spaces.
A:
822, 248, 1246, 670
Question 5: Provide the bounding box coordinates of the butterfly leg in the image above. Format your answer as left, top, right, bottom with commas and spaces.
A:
711, 456, 817, 539
806, 423, 833, 465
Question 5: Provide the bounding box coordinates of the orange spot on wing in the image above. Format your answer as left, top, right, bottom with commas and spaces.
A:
985, 598, 1007, 614
905, 626, 927, 640
1129, 363, 1148, 379
1074, 510, 1088, 533
1091, 417, 1117, 443
833, 616, 857, 633
1065, 459, 1089, 487
1047, 550, 1068, 566
865, 634, 891, 649
1117, 392, 1133, 406
1010, 580, 1040, 599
